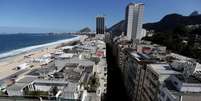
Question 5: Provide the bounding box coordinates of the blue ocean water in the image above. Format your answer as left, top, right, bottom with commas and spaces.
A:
0, 33, 75, 56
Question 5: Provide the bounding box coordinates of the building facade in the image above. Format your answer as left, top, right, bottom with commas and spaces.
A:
96, 16, 105, 34
125, 3, 144, 41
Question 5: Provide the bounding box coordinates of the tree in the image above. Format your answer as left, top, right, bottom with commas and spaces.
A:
51, 86, 59, 96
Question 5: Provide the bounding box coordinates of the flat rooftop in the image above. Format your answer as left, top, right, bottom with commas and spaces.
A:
125, 48, 155, 64
64, 68, 82, 83
168, 53, 193, 61
149, 63, 181, 75
0, 97, 40, 101
65, 57, 95, 67
58, 53, 75, 59
27, 67, 55, 76
16, 76, 38, 84
34, 79, 68, 86
130, 51, 150, 61
7, 76, 38, 91
84, 93, 100, 101
7, 83, 28, 91
148, 63, 181, 83
175, 75, 201, 84
61, 83, 79, 99
165, 79, 201, 95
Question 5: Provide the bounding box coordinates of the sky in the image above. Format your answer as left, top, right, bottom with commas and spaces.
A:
0, 0, 200, 33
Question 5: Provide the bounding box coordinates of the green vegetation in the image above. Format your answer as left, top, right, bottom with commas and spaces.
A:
50, 86, 59, 96
0, 91, 7, 96
86, 74, 100, 92
89, 57, 100, 65
30, 65, 34, 68
143, 26, 201, 62
25, 91, 49, 97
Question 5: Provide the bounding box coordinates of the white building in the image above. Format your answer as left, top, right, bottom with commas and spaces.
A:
139, 28, 146, 40
125, 3, 144, 41
16, 63, 30, 70
95, 59, 107, 96
61, 82, 80, 100
159, 75, 201, 101
7, 76, 37, 96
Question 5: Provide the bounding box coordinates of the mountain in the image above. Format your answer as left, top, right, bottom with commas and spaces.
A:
143, 12, 201, 32
190, 11, 200, 16
107, 20, 126, 37
79, 27, 91, 33
107, 11, 201, 36
142, 13, 201, 62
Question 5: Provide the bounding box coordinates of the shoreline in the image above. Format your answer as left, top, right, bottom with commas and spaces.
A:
0, 35, 80, 60
0, 35, 80, 81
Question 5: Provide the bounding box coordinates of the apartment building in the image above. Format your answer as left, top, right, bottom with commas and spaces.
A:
123, 49, 154, 101
160, 74, 201, 101
141, 63, 181, 101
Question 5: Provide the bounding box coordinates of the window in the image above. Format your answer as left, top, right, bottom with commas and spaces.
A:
104, 83, 107, 87
146, 75, 149, 79
104, 67, 107, 71
104, 73, 107, 76
104, 89, 106, 92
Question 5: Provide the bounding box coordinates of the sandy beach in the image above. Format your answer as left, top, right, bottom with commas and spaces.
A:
0, 36, 80, 81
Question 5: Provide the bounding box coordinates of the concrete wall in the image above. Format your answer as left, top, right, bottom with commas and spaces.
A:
169, 75, 201, 92
159, 87, 176, 101
7, 89, 23, 96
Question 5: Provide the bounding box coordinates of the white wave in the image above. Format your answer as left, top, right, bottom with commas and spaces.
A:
0, 36, 80, 59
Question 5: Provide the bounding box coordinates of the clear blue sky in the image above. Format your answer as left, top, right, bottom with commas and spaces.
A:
0, 0, 200, 33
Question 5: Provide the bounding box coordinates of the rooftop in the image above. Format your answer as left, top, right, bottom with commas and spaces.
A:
27, 67, 55, 76
65, 57, 95, 67
126, 49, 155, 64
168, 53, 193, 61
16, 76, 38, 84
128, 3, 144, 6
0, 97, 40, 101
63, 82, 78, 92
96, 16, 105, 18
149, 63, 181, 75
64, 68, 82, 83
61, 82, 79, 99
34, 79, 68, 86
58, 53, 75, 59
7, 83, 28, 91
84, 93, 100, 101
175, 75, 201, 84
165, 76, 201, 94
61, 45, 77, 50
7, 76, 38, 91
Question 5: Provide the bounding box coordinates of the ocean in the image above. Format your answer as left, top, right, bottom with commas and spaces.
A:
0, 33, 77, 59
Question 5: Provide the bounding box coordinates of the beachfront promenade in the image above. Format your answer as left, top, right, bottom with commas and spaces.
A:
0, 34, 107, 101
0, 36, 80, 81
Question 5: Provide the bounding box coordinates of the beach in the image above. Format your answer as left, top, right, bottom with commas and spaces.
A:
0, 36, 80, 80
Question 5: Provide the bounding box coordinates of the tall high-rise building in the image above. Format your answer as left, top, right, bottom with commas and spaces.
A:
125, 3, 144, 41
96, 16, 105, 34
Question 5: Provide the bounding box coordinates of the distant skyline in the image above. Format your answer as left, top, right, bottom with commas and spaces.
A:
0, 0, 200, 33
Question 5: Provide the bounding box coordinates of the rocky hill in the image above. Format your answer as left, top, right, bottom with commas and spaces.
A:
143, 11, 201, 32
